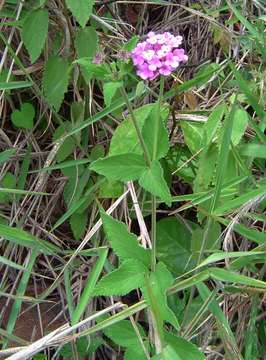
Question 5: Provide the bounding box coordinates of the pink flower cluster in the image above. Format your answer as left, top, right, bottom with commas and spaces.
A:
131, 32, 188, 80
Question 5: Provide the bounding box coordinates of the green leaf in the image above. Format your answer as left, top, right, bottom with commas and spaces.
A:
90, 153, 146, 181
109, 104, 154, 156
75, 58, 110, 80
122, 35, 139, 52
21, 9, 49, 63
194, 143, 218, 193
240, 143, 266, 158
98, 179, 123, 199
231, 106, 249, 145
153, 345, 181, 360
142, 104, 169, 160
93, 259, 146, 296
197, 283, 240, 357
74, 26, 98, 59
11, 103, 35, 129
103, 319, 145, 347
210, 101, 238, 212
164, 332, 205, 360
181, 121, 204, 154
103, 82, 122, 107
156, 217, 193, 275
124, 345, 148, 360
43, 56, 70, 112
70, 211, 87, 240
101, 211, 150, 267
191, 221, 221, 259
203, 104, 226, 145
214, 186, 266, 215
142, 262, 179, 331
229, 62, 266, 127
53, 122, 76, 162
0, 172, 16, 204
0, 224, 60, 254
139, 160, 171, 206
65, 0, 94, 27
72, 248, 108, 324
209, 267, 266, 289
0, 81, 33, 90
0, 149, 16, 164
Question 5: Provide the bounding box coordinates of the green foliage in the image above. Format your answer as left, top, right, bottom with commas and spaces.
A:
2, 2, 266, 358
11, 103, 35, 129
0, 172, 16, 204
181, 121, 204, 154
139, 160, 172, 206
65, 0, 94, 28
109, 104, 153, 156
53, 122, 76, 162
142, 104, 169, 160
22, 9, 49, 63
101, 211, 150, 267
156, 217, 194, 275
103, 81, 123, 107
43, 56, 70, 111
142, 262, 179, 331
93, 259, 146, 296
74, 27, 98, 59
70, 211, 87, 240
90, 153, 146, 181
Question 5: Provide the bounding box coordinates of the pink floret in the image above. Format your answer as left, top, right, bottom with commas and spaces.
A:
131, 32, 188, 80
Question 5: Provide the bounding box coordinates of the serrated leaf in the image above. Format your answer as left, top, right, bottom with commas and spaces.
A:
101, 212, 150, 267
76, 58, 110, 80
139, 160, 171, 206
43, 56, 70, 112
65, 0, 94, 28
142, 262, 179, 331
142, 103, 169, 160
74, 27, 98, 59
164, 332, 205, 360
90, 153, 146, 181
109, 104, 158, 156
11, 103, 35, 129
70, 211, 87, 240
22, 9, 49, 63
93, 259, 146, 296
103, 82, 122, 107
181, 121, 204, 154
103, 319, 145, 347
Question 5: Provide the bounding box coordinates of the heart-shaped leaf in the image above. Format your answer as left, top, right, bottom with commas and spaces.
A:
11, 103, 35, 129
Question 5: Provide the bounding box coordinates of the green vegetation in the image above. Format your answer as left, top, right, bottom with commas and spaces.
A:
0, 1, 265, 359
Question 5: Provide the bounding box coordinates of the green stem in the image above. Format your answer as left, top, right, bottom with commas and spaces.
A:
151, 195, 157, 272
120, 85, 151, 167
151, 77, 165, 272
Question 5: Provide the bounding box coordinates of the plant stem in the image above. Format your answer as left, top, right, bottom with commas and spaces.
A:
120, 85, 151, 167
151, 77, 165, 272
151, 195, 157, 272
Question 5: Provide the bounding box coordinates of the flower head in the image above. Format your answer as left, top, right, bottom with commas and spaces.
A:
131, 32, 188, 80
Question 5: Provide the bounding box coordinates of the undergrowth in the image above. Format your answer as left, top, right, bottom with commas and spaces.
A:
0, 0, 266, 359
